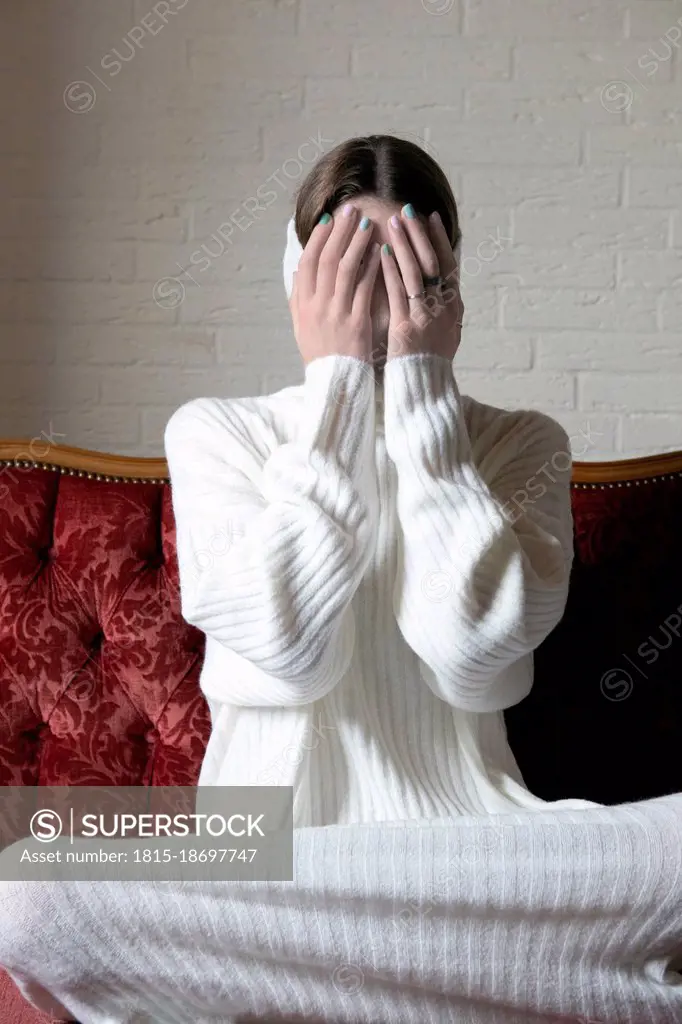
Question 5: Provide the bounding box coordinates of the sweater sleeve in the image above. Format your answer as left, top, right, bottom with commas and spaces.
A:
164, 353, 378, 707
383, 352, 574, 713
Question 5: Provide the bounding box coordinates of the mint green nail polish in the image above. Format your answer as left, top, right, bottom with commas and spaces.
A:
360, 216, 370, 230
319, 212, 331, 225
403, 203, 416, 219
382, 243, 392, 256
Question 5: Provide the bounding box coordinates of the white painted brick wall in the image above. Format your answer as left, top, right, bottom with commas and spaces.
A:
0, 0, 681, 460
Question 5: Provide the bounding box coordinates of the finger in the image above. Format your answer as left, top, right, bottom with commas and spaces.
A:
399, 204, 440, 283
428, 213, 464, 320
387, 212, 424, 299
427, 210, 458, 285
427, 212, 461, 317
316, 204, 362, 300
296, 214, 338, 301
351, 240, 381, 317
380, 243, 409, 318
335, 215, 375, 309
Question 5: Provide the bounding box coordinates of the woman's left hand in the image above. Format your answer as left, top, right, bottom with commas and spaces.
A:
381, 205, 464, 362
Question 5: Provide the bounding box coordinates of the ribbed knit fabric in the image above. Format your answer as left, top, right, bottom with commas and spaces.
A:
2, 353, 681, 1023
163, 352, 596, 828
1, 794, 682, 1022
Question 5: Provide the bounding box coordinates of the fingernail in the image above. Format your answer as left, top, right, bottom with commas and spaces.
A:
319, 212, 331, 225
390, 215, 400, 229
430, 210, 441, 224
382, 243, 392, 256
360, 216, 371, 230
403, 203, 416, 219
342, 203, 355, 218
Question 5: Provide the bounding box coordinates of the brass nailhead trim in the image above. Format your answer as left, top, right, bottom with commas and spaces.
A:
1, 459, 681, 489
574, 472, 681, 490
0, 458, 169, 484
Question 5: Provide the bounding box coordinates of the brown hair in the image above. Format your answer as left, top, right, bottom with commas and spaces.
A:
292, 134, 461, 252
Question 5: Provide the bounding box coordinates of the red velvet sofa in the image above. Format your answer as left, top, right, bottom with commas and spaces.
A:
1, 438, 681, 1024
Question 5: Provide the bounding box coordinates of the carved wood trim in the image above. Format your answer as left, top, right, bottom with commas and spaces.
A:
571, 449, 682, 485
0, 441, 168, 481
1, 440, 682, 487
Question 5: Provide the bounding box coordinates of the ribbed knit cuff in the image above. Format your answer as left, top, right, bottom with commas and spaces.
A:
300, 354, 376, 482
383, 353, 473, 475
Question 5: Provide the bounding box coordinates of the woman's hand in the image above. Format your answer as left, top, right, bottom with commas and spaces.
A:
289, 206, 382, 367
381, 206, 464, 362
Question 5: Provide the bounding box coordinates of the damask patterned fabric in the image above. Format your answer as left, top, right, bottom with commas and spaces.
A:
0, 468, 210, 790
0, 461, 681, 1022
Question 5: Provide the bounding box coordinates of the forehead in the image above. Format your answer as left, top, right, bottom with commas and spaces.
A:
330, 195, 428, 243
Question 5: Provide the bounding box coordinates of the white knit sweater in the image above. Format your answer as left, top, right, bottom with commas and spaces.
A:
164, 352, 593, 829
10, 350, 682, 1024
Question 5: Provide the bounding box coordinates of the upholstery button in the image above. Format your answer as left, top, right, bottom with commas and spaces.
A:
23, 723, 47, 741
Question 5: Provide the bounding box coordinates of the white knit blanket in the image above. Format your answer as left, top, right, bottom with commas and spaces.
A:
2, 793, 682, 1023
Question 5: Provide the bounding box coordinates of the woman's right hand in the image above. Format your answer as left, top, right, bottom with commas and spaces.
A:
289, 205, 381, 366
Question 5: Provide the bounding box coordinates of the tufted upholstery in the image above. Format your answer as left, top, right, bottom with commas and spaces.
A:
1, 450, 681, 1023
0, 466, 210, 790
